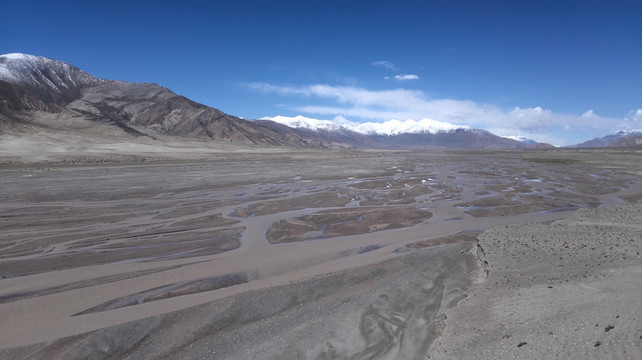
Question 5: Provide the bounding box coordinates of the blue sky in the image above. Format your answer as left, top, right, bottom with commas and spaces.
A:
2, 0, 641, 145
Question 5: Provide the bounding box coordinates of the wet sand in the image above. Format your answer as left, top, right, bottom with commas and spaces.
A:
0, 147, 641, 359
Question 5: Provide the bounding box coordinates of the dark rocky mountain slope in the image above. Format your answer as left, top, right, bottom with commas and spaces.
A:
0, 53, 327, 147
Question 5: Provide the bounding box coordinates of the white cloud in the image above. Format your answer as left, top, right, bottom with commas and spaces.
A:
371, 61, 398, 71
624, 109, 642, 123
247, 82, 634, 145
509, 106, 554, 132
617, 108, 642, 130
582, 109, 597, 117
394, 74, 420, 80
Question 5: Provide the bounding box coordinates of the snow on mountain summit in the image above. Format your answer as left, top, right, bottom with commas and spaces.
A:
0, 53, 102, 89
502, 135, 538, 144
352, 118, 468, 135
0, 53, 105, 105
262, 115, 468, 136
261, 115, 347, 132
2, 53, 32, 60
611, 129, 642, 136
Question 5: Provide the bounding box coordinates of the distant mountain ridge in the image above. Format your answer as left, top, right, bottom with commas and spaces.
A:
369, 128, 536, 150
573, 129, 642, 148
262, 115, 469, 136
253, 119, 389, 149
259, 115, 541, 149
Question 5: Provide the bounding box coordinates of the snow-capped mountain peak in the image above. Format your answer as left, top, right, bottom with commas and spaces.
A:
262, 115, 468, 136
611, 129, 642, 136
260, 115, 347, 132
1, 53, 102, 87
352, 118, 468, 136
0, 53, 104, 104
2, 53, 31, 60
502, 135, 538, 144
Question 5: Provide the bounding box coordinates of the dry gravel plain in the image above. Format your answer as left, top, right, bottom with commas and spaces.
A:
0, 140, 641, 359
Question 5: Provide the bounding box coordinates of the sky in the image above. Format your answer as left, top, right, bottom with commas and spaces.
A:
2, 0, 641, 145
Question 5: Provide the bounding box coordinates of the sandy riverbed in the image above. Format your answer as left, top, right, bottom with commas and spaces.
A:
0, 145, 640, 359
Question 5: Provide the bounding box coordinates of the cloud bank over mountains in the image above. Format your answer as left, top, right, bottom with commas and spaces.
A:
247, 82, 641, 146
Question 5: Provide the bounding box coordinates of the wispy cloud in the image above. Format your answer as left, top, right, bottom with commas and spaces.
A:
246, 82, 634, 145
372, 61, 420, 81
247, 82, 426, 109
618, 109, 642, 131
394, 74, 420, 80
371, 60, 398, 71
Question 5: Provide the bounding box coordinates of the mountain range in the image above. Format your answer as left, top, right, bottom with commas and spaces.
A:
1, 53, 635, 150
0, 53, 329, 148
260, 115, 550, 150
572, 130, 642, 148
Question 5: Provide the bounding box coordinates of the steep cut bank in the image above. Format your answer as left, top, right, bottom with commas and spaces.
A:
430, 202, 642, 360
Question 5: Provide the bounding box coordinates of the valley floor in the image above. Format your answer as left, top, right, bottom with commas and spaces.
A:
0, 145, 640, 359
